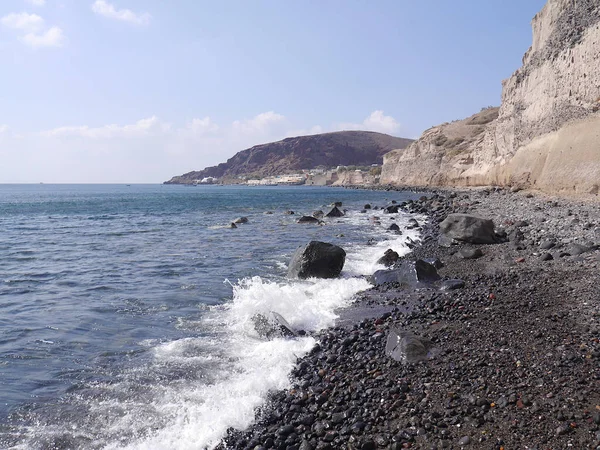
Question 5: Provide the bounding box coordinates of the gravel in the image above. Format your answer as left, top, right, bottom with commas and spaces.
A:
217, 187, 600, 450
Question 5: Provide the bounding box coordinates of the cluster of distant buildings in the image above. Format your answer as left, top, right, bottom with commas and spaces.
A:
191, 165, 380, 186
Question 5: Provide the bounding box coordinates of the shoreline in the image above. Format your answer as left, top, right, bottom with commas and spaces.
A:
218, 187, 600, 449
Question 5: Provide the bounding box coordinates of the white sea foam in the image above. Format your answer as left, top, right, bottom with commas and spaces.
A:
15, 206, 424, 450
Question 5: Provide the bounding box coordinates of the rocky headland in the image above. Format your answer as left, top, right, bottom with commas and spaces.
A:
165, 131, 413, 185
381, 0, 600, 196
217, 187, 600, 449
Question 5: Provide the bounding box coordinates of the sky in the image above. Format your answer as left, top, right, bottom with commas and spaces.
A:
0, 0, 547, 183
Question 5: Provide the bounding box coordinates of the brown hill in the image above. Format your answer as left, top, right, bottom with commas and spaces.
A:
164, 131, 413, 184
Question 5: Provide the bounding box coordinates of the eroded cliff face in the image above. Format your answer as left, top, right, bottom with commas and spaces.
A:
382, 0, 600, 195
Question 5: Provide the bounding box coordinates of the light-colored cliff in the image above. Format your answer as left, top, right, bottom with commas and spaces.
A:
382, 0, 600, 195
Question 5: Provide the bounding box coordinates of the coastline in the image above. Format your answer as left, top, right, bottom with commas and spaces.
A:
218, 187, 600, 449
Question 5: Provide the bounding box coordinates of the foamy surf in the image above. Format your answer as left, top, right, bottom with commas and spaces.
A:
6, 198, 424, 450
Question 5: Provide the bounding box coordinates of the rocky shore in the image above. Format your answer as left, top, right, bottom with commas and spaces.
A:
218, 188, 600, 450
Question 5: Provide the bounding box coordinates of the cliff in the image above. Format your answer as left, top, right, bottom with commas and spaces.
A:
382, 0, 600, 195
165, 131, 413, 184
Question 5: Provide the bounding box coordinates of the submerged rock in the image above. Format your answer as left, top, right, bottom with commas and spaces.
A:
251, 312, 297, 339
312, 210, 324, 219
439, 214, 497, 244
385, 328, 433, 363
297, 216, 320, 224
233, 217, 248, 224
377, 249, 400, 267
325, 206, 344, 218
288, 241, 346, 279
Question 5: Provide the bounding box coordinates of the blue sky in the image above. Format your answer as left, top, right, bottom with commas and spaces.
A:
0, 0, 546, 183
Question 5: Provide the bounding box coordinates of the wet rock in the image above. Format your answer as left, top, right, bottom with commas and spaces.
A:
370, 259, 441, 286
439, 214, 497, 244
284, 210, 295, 215
227, 222, 237, 229
233, 217, 248, 224
288, 241, 346, 279
298, 216, 320, 224
325, 206, 344, 218
377, 249, 400, 267
385, 328, 432, 363
385, 205, 400, 214
312, 210, 324, 219
458, 248, 484, 259
388, 223, 400, 232
251, 312, 297, 339
332, 201, 342, 207
407, 218, 420, 229
364, 204, 372, 209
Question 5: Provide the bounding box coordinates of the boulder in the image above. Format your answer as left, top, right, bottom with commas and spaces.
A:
364, 204, 372, 209
312, 210, 324, 219
440, 279, 465, 290
377, 249, 400, 267
388, 223, 400, 232
370, 259, 441, 286
384, 204, 400, 214
439, 214, 497, 244
407, 218, 420, 229
325, 206, 345, 218
459, 248, 484, 259
288, 241, 346, 279
227, 222, 237, 229
385, 328, 432, 363
566, 243, 594, 256
233, 217, 248, 224
297, 216, 320, 224
251, 312, 297, 339
284, 210, 295, 215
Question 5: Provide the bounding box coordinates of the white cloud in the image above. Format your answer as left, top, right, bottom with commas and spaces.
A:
337, 110, 401, 134
232, 111, 286, 135
43, 116, 170, 138
1, 12, 44, 33
92, 1, 151, 26
25, 0, 46, 6
22, 26, 64, 48
1, 12, 64, 48
186, 117, 219, 135
0, 125, 8, 134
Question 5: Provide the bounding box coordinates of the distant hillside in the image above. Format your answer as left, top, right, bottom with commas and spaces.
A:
164, 131, 413, 184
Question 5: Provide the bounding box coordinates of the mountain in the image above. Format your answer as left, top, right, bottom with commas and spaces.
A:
382, 0, 600, 196
164, 131, 413, 184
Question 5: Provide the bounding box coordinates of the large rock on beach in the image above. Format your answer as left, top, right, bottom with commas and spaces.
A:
385, 328, 432, 363
288, 241, 346, 279
325, 206, 344, 218
439, 213, 497, 244
370, 259, 441, 286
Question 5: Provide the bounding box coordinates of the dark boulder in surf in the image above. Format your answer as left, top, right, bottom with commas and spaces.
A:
325, 206, 345, 218
288, 241, 346, 279
297, 216, 320, 224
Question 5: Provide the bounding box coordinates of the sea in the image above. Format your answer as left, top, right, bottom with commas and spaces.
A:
0, 184, 422, 450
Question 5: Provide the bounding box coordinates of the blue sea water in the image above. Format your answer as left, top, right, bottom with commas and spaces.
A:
0, 184, 421, 449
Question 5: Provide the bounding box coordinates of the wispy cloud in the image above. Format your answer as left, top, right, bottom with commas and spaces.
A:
91, 1, 151, 26
43, 116, 170, 138
1, 12, 64, 48
25, 0, 46, 6
1, 12, 44, 33
0, 125, 8, 134
337, 110, 401, 134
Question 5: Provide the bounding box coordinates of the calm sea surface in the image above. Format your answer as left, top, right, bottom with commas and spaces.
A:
0, 184, 421, 449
